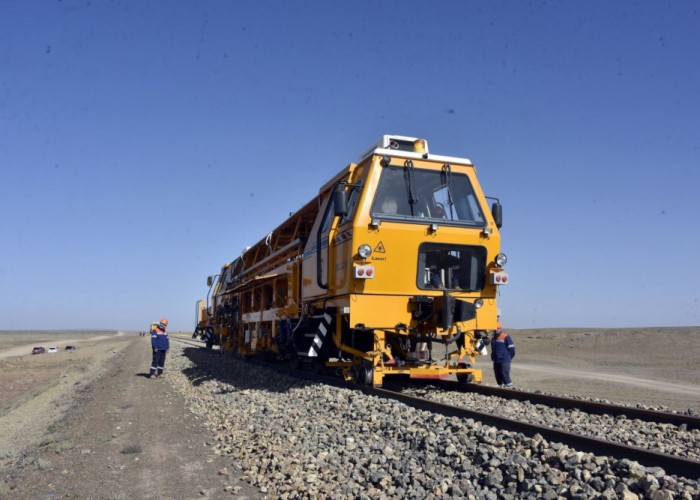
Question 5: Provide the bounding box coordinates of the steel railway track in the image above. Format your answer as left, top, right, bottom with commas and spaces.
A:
172, 340, 700, 479
397, 379, 700, 430
370, 385, 700, 479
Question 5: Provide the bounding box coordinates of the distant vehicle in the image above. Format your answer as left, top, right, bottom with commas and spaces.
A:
65, 345, 76, 351
32, 347, 45, 355
47, 347, 58, 353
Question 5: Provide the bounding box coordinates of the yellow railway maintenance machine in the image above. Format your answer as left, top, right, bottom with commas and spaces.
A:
197, 135, 508, 387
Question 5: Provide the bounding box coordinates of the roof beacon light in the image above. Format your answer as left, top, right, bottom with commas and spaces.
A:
413, 139, 428, 156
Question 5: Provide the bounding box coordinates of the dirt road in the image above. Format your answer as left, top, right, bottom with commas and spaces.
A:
516, 362, 700, 397
3, 336, 261, 499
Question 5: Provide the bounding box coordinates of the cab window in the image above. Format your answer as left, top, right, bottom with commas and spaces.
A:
371, 166, 485, 226
417, 243, 487, 291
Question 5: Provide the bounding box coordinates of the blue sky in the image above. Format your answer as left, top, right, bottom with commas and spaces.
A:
1, 1, 698, 331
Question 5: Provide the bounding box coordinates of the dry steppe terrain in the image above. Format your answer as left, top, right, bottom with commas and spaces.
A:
0, 326, 698, 498
514, 327, 700, 413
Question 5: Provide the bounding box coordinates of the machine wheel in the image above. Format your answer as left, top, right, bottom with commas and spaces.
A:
350, 362, 373, 385
457, 373, 475, 390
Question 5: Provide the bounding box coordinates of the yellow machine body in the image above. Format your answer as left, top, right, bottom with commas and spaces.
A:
198, 136, 508, 386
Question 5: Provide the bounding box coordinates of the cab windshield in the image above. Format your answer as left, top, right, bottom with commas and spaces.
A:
370, 165, 485, 226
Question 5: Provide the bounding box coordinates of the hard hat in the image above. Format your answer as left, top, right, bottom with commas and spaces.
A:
160, 318, 169, 326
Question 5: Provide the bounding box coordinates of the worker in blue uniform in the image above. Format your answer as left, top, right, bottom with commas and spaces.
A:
149, 318, 170, 378
490, 322, 515, 388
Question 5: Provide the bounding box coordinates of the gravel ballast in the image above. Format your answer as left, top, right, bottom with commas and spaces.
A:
399, 387, 700, 461
169, 346, 700, 499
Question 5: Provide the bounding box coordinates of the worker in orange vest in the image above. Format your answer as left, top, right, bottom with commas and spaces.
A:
149, 318, 170, 378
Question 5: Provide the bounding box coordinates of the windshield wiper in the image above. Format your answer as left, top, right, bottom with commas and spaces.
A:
441, 163, 455, 220
403, 159, 418, 216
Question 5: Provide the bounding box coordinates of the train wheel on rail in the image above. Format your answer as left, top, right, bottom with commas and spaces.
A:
350, 362, 373, 385
457, 373, 475, 390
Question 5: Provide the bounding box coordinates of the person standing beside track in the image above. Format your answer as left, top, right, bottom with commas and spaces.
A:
149, 318, 170, 379
491, 322, 515, 388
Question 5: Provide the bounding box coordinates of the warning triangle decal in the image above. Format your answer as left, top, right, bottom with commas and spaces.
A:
374, 241, 386, 253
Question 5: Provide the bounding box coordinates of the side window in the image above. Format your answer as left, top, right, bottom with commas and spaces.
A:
321, 196, 335, 233
338, 186, 360, 225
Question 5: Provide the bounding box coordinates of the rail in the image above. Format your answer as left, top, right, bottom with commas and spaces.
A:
423, 379, 700, 430
370, 385, 700, 479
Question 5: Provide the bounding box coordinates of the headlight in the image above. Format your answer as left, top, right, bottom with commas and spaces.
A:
474, 299, 483, 309
495, 253, 507, 267
358, 244, 372, 259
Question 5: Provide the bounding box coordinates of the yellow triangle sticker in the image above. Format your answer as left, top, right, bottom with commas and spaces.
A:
374, 241, 386, 253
